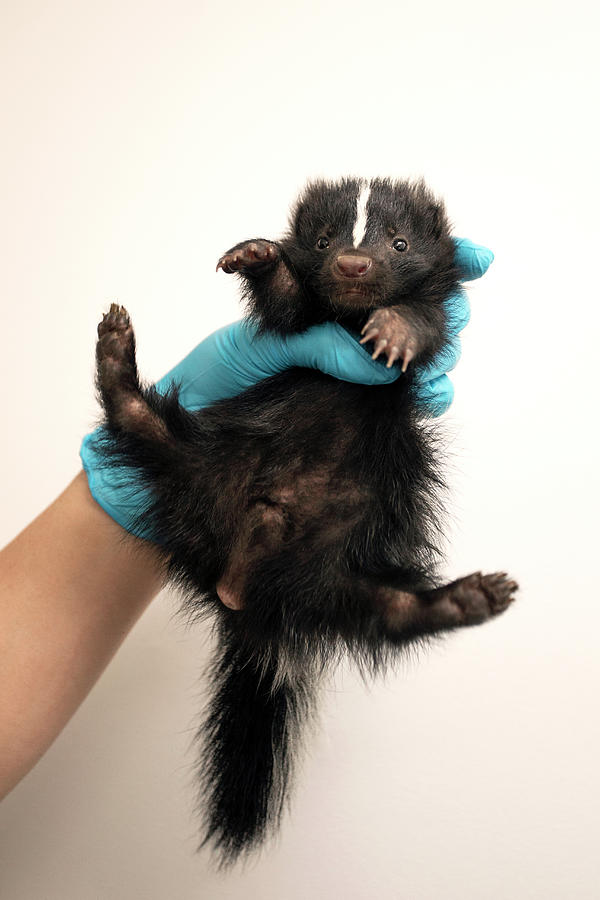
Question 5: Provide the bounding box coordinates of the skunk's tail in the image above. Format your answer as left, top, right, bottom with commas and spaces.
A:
197, 620, 316, 867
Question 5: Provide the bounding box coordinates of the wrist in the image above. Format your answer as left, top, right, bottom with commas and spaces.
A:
80, 432, 155, 540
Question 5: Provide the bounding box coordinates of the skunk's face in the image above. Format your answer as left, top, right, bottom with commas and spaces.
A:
287, 178, 456, 318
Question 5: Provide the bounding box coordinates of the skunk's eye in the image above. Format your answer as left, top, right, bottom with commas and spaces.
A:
316, 236, 330, 250
392, 237, 408, 252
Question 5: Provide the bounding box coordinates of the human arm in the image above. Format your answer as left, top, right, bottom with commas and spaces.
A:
0, 472, 165, 799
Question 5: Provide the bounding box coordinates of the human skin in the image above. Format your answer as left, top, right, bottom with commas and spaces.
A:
0, 471, 164, 799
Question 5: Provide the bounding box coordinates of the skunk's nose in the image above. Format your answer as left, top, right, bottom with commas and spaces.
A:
336, 254, 372, 278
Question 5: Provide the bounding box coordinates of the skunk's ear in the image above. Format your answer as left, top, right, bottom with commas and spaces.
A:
431, 203, 450, 240
291, 199, 309, 238
288, 179, 327, 241
409, 178, 450, 241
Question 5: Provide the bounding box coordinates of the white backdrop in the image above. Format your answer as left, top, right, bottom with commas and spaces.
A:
1, 1, 599, 898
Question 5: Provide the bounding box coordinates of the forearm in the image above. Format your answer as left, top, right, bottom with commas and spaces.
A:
0, 471, 165, 798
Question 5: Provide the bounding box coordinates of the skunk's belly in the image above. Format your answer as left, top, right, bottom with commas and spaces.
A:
166, 369, 438, 605
194, 369, 416, 527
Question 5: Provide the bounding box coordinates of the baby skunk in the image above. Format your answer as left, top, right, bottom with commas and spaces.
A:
94, 177, 517, 867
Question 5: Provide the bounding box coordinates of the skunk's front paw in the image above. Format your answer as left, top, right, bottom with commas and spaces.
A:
216, 240, 279, 274
359, 308, 419, 370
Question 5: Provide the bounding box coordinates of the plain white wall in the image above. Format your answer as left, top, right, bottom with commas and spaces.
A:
1, 0, 599, 897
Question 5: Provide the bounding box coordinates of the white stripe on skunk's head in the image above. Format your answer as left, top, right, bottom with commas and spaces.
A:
352, 181, 371, 249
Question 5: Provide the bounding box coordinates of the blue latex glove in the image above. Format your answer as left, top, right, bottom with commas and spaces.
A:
81, 237, 493, 535
411, 237, 493, 415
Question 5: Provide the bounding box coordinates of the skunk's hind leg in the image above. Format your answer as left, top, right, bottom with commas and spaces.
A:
96, 304, 170, 442
240, 553, 518, 652
380, 571, 519, 637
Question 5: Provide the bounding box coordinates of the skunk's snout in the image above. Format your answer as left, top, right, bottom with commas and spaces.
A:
335, 254, 372, 278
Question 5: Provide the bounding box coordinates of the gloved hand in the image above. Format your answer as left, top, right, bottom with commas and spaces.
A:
80, 237, 493, 535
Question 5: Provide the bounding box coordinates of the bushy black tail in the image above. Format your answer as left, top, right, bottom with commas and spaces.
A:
197, 620, 316, 867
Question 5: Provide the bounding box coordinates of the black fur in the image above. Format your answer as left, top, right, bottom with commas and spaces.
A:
92, 177, 517, 867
